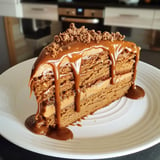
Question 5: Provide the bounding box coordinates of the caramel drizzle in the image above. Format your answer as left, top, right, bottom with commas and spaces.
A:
30, 41, 139, 128
68, 54, 82, 112
108, 44, 124, 84
132, 47, 140, 89
50, 62, 61, 128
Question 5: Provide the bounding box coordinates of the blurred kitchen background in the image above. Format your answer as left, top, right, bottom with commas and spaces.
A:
0, 0, 160, 74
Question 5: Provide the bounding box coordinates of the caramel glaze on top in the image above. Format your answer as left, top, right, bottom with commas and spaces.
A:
26, 23, 145, 140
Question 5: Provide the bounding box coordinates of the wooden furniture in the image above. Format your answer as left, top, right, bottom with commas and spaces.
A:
4, 17, 17, 66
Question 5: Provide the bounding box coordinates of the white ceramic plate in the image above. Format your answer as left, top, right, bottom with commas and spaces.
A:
0, 58, 160, 159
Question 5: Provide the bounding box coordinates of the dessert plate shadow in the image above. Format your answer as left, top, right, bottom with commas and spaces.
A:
0, 58, 160, 159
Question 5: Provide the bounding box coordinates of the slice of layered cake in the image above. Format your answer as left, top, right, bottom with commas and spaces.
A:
25, 23, 145, 140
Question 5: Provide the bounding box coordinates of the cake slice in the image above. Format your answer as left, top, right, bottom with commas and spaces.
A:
25, 23, 144, 140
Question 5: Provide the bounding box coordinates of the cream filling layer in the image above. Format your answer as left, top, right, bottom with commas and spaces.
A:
42, 72, 133, 118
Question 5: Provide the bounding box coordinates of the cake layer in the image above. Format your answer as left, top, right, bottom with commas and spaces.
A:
44, 73, 132, 128
31, 48, 135, 106
41, 72, 132, 119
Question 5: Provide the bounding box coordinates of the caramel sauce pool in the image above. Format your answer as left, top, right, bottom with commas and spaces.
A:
25, 115, 73, 140
126, 85, 145, 99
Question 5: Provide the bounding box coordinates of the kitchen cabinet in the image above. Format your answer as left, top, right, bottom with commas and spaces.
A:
152, 10, 160, 30
22, 3, 58, 21
0, 1, 58, 21
104, 7, 155, 29
0, 0, 22, 17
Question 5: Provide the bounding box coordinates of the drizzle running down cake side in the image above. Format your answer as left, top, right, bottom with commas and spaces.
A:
25, 23, 145, 140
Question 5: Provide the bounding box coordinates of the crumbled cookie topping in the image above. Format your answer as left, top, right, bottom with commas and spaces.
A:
45, 23, 125, 58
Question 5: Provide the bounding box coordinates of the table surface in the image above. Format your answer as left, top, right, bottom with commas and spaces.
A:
0, 49, 160, 160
